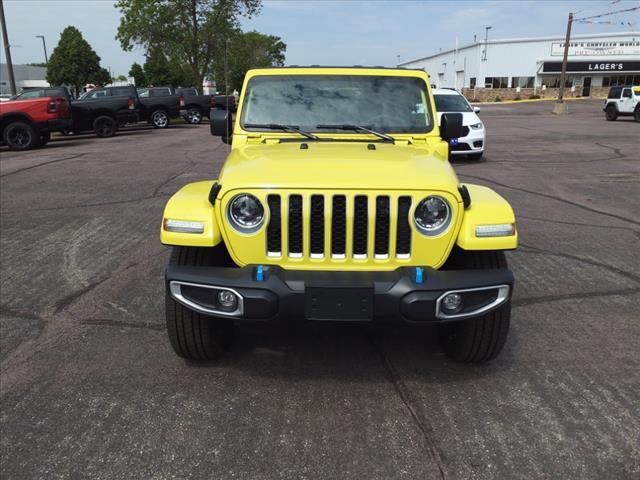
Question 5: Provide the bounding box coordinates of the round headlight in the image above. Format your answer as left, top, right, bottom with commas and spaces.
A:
228, 194, 265, 232
414, 196, 451, 236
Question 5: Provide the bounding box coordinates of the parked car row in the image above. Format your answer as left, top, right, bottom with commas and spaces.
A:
0, 85, 237, 150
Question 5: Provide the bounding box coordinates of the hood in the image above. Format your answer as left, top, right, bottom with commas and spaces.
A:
218, 141, 460, 193
437, 111, 481, 126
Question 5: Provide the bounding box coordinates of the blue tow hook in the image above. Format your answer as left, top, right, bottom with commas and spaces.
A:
256, 265, 264, 282
415, 267, 424, 284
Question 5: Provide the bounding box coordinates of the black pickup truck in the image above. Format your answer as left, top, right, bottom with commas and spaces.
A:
137, 86, 186, 128
73, 85, 140, 137
175, 87, 237, 124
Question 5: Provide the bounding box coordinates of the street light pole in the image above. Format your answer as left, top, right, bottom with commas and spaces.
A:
0, 0, 17, 95
553, 12, 573, 114
35, 35, 48, 63
483, 26, 492, 61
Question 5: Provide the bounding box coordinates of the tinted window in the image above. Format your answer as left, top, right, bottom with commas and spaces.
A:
608, 87, 622, 99
434, 94, 472, 112
241, 75, 433, 134
150, 88, 172, 97
622, 88, 632, 98
177, 88, 198, 96
15, 90, 44, 100
80, 89, 108, 99
110, 87, 134, 97
137, 88, 150, 98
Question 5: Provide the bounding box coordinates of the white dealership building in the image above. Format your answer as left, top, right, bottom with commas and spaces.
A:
399, 32, 640, 96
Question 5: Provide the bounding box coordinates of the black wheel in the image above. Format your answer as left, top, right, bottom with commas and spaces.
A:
439, 251, 511, 363
634, 106, 640, 122
93, 115, 117, 137
467, 152, 483, 161
151, 110, 170, 129
165, 246, 234, 360
185, 107, 202, 124
3, 121, 39, 150
605, 105, 618, 121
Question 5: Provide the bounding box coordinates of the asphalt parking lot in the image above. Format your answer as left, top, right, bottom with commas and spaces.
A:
1, 99, 639, 480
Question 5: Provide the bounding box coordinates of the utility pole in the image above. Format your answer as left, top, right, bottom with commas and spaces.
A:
35, 35, 47, 63
483, 26, 492, 61
0, 0, 17, 95
553, 12, 573, 114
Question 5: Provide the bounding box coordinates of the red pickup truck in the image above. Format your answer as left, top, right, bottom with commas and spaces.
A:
0, 95, 72, 150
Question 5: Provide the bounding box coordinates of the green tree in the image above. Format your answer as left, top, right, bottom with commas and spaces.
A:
46, 26, 110, 96
115, 74, 128, 82
128, 62, 147, 87
115, 0, 261, 88
214, 30, 285, 92
143, 48, 171, 86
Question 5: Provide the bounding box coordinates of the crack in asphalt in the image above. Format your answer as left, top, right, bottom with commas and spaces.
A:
369, 336, 447, 480
0, 153, 86, 179
513, 287, 640, 307
459, 174, 640, 226
80, 318, 164, 331
517, 215, 638, 232
518, 242, 640, 284
0, 193, 171, 215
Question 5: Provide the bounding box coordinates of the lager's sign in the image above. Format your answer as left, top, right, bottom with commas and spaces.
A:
551, 40, 640, 56
542, 61, 640, 73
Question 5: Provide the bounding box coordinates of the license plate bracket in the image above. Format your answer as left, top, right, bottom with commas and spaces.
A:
305, 286, 373, 321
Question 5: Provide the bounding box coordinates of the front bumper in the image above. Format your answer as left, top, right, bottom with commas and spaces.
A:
450, 128, 485, 155
166, 264, 513, 323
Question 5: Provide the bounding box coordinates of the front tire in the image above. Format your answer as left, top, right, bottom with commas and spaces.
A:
165, 247, 234, 360
634, 106, 640, 122
151, 110, 170, 129
439, 251, 511, 363
3, 121, 39, 150
605, 105, 618, 121
93, 115, 118, 137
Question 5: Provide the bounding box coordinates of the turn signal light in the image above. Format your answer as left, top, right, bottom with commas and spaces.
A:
475, 224, 516, 237
163, 218, 204, 233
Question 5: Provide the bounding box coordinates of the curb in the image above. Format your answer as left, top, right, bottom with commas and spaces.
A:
472, 97, 603, 106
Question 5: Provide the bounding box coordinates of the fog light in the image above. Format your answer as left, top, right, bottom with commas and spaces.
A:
442, 293, 462, 313
217, 290, 238, 311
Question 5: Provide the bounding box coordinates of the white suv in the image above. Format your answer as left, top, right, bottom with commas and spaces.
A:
433, 88, 485, 161
604, 86, 640, 122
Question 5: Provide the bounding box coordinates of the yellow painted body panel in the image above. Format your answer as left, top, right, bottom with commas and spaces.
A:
456, 184, 518, 250
160, 67, 517, 265
160, 180, 222, 247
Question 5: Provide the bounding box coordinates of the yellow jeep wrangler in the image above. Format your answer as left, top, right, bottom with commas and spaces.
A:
160, 67, 517, 363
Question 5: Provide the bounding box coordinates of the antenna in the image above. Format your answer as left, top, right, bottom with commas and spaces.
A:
225, 36, 230, 147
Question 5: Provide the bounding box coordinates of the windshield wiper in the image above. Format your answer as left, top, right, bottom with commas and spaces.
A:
316, 124, 395, 143
244, 123, 319, 140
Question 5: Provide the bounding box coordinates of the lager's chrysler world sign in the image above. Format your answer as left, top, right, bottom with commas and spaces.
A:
551, 41, 640, 56
542, 61, 640, 73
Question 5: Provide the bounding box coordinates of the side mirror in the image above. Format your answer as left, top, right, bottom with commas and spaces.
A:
210, 108, 233, 144
473, 106, 481, 114
440, 112, 463, 140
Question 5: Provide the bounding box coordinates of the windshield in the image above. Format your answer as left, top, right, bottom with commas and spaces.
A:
433, 94, 472, 112
240, 75, 433, 134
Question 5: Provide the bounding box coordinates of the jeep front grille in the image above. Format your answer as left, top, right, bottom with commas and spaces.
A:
266, 194, 412, 260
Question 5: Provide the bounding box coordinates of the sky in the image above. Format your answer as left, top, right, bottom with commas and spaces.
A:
1, 0, 639, 76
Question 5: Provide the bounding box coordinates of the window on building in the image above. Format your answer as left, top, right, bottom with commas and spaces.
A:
484, 77, 508, 88
469, 77, 476, 88
543, 75, 574, 88
511, 76, 535, 88
603, 75, 640, 87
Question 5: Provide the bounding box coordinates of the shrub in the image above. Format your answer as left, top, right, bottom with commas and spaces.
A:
514, 95, 522, 101
529, 94, 541, 100
494, 95, 502, 102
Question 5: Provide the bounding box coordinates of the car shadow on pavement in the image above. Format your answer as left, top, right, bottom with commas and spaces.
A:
184, 321, 514, 384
